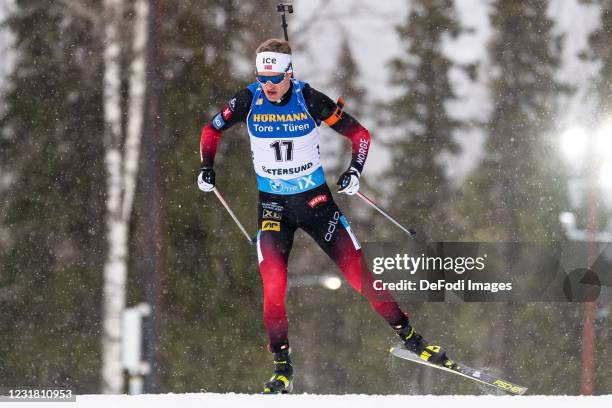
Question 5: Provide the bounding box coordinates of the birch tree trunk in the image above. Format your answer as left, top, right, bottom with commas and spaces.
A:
101, 0, 148, 394
123, 0, 148, 221
101, 0, 125, 394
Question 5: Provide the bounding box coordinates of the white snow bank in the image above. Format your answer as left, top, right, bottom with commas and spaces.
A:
13, 393, 612, 408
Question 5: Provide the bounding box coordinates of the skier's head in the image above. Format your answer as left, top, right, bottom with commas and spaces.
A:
255, 38, 293, 102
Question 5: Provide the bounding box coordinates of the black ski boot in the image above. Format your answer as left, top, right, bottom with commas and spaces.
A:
262, 345, 293, 394
394, 320, 457, 370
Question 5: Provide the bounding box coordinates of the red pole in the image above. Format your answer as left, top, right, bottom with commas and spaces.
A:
580, 133, 599, 395
580, 302, 596, 394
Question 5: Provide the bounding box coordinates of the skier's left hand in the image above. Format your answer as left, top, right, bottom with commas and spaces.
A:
337, 167, 360, 195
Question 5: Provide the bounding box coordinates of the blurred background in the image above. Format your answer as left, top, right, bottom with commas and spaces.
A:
0, 0, 611, 396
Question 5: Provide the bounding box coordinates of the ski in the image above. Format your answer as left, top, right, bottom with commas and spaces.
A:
390, 343, 528, 395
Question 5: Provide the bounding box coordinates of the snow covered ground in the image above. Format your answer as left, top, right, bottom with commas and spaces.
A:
10, 393, 612, 408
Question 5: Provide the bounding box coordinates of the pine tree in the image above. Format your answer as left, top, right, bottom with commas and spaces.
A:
0, 0, 282, 393
461, 0, 575, 391
332, 34, 366, 119
326, 34, 372, 195
463, 0, 567, 242
0, 0, 106, 392
384, 0, 462, 241
154, 0, 283, 392
583, 0, 612, 115
381, 0, 464, 393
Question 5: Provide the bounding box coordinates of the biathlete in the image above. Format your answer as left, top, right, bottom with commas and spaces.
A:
197, 38, 455, 394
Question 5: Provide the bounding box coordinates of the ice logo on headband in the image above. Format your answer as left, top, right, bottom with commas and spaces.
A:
256, 52, 292, 73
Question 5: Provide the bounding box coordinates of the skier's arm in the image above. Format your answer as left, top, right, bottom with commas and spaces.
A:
198, 89, 251, 192
326, 111, 371, 175
302, 84, 371, 175
303, 85, 370, 194
200, 88, 252, 167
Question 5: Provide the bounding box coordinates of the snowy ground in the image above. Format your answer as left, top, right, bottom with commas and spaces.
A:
9, 393, 612, 408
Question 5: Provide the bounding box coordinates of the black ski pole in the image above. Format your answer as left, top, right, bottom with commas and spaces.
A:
355, 191, 417, 238
276, 3, 293, 41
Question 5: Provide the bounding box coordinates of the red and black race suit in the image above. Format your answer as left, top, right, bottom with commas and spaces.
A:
200, 81, 407, 351
257, 184, 405, 350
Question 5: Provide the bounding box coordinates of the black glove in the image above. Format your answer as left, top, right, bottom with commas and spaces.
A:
336, 167, 360, 195
197, 166, 216, 192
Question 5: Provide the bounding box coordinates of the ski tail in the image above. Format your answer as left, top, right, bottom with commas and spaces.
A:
390, 343, 528, 396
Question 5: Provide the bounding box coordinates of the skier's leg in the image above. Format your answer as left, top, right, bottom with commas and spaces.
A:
257, 199, 296, 394
299, 193, 407, 328
257, 209, 296, 351
301, 194, 455, 366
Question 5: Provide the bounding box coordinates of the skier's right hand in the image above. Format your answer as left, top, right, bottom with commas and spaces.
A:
197, 167, 215, 192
